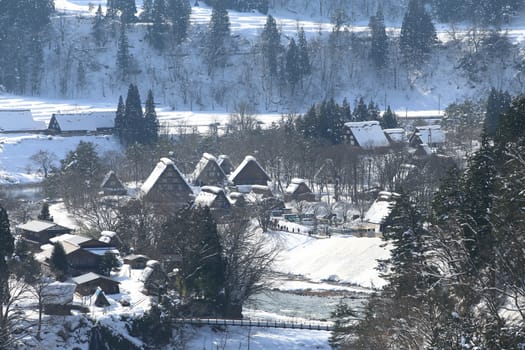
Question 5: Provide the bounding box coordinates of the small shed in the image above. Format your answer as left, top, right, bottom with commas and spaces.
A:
123, 254, 149, 269
100, 171, 127, 196
285, 178, 315, 202
229, 155, 271, 186
17, 220, 72, 246
409, 125, 445, 148
194, 186, 232, 211
72, 272, 120, 296
93, 287, 111, 307
228, 192, 246, 207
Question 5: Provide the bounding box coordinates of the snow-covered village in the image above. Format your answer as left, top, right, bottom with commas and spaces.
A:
1, 0, 525, 349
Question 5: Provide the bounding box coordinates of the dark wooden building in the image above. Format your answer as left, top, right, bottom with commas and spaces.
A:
229, 155, 271, 186
140, 158, 194, 209
72, 272, 120, 296
17, 220, 72, 246
123, 254, 149, 269
284, 178, 315, 202
100, 171, 127, 196
191, 153, 228, 186
195, 186, 232, 211
47, 111, 115, 135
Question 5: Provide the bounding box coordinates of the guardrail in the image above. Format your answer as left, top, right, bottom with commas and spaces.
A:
172, 317, 334, 331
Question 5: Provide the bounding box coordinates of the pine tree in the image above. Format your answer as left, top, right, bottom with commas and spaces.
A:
120, 0, 137, 23
147, 0, 167, 50
143, 90, 159, 144
381, 106, 398, 128
140, 0, 154, 22
106, 0, 118, 19
50, 243, 68, 281
369, 6, 388, 69
297, 27, 310, 78
285, 38, 300, 93
37, 203, 53, 222
124, 84, 144, 144
261, 15, 281, 77
485, 88, 511, 137
92, 5, 106, 46
116, 24, 131, 81
400, 0, 437, 66
207, 3, 231, 69
341, 98, 352, 122
367, 100, 380, 121
0, 205, 13, 348
114, 95, 126, 142
353, 97, 368, 121
167, 0, 192, 44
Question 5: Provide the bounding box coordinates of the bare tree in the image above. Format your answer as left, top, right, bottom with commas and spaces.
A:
29, 275, 61, 340
0, 278, 29, 348
30, 150, 57, 178
218, 213, 279, 318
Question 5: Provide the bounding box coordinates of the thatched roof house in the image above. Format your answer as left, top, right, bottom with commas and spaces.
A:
229, 155, 271, 186
191, 153, 228, 186
100, 171, 127, 196
140, 158, 193, 209
285, 178, 315, 202
217, 155, 234, 175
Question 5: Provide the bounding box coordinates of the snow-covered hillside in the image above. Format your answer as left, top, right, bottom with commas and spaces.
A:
13, 0, 521, 116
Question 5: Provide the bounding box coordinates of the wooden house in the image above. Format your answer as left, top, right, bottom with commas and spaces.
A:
47, 111, 115, 135
0, 109, 46, 133
364, 191, 399, 234
194, 186, 232, 211
72, 272, 120, 296
140, 158, 194, 209
123, 254, 149, 269
284, 178, 315, 202
100, 171, 127, 196
47, 234, 118, 275
343, 121, 390, 150
191, 153, 228, 186
409, 125, 445, 148
217, 155, 234, 175
228, 192, 246, 207
383, 128, 406, 144
229, 155, 271, 186
16, 220, 72, 246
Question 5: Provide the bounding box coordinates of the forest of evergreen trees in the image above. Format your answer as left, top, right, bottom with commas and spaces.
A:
330, 93, 525, 349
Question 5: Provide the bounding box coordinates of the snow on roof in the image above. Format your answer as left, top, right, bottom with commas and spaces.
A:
228, 155, 270, 183
49, 233, 77, 244
195, 190, 221, 207
285, 178, 307, 194
201, 186, 224, 195
383, 128, 406, 142
344, 121, 390, 149
140, 157, 190, 196
414, 125, 445, 144
50, 111, 115, 132
63, 235, 92, 246
101, 230, 116, 238
99, 236, 111, 244
17, 220, 57, 232
191, 153, 225, 182
0, 109, 45, 132
85, 248, 119, 256
72, 272, 119, 285
364, 192, 399, 224
43, 282, 76, 305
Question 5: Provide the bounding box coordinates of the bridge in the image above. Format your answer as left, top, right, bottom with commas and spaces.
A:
172, 317, 335, 331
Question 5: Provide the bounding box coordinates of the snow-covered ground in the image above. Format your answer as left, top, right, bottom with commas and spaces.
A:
41, 200, 383, 349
